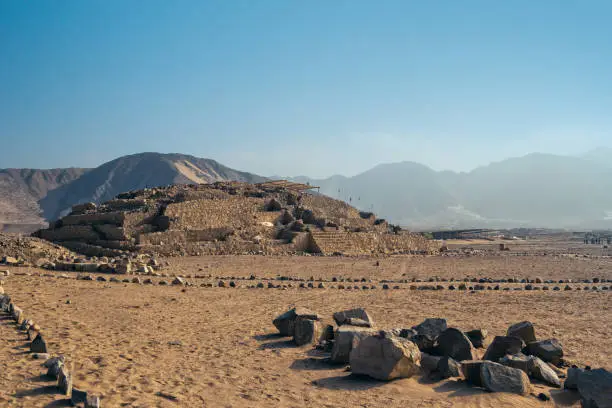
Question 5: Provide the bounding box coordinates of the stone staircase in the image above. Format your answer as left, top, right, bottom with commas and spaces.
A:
309, 231, 376, 256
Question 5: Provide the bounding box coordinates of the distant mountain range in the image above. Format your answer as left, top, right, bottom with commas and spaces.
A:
1, 149, 611, 233
294, 150, 612, 230
0, 153, 265, 232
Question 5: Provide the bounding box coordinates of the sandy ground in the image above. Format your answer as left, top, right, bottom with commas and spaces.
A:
1, 242, 610, 407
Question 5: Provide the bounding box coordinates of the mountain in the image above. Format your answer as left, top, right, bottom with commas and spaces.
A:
0, 168, 89, 232
581, 147, 612, 168
1, 153, 265, 232
293, 153, 612, 230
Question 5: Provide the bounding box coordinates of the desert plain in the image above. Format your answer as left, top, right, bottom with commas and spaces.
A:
1, 239, 611, 407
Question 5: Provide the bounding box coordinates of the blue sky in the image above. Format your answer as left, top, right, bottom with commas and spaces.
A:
1, 0, 611, 177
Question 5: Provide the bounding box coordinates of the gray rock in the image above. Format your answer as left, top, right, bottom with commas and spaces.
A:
71, 388, 88, 405
293, 317, 320, 346
30, 334, 47, 354
483, 336, 524, 362
57, 366, 72, 396
349, 333, 421, 381
525, 338, 563, 364
461, 360, 485, 386
576, 368, 612, 408
273, 307, 319, 336
465, 328, 488, 348
420, 353, 442, 375
412, 334, 436, 353
480, 361, 532, 395
413, 318, 447, 339
530, 356, 561, 387
437, 356, 461, 379
435, 328, 476, 361
86, 395, 101, 408
333, 308, 374, 328
330, 326, 377, 363
564, 366, 585, 390
172, 277, 186, 285
507, 321, 536, 344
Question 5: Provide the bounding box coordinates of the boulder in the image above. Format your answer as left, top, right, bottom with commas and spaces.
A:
507, 321, 536, 344
564, 366, 585, 390
461, 360, 485, 386
30, 334, 48, 353
71, 388, 88, 405
57, 366, 72, 396
293, 317, 320, 346
483, 336, 524, 362
420, 353, 443, 375
480, 361, 532, 395
273, 307, 319, 336
465, 328, 487, 348
576, 368, 612, 408
413, 318, 447, 339
437, 356, 461, 379
529, 356, 561, 387
435, 328, 477, 361
333, 308, 374, 328
500, 354, 561, 387
330, 326, 377, 363
349, 333, 421, 381
525, 338, 563, 364
411, 334, 436, 353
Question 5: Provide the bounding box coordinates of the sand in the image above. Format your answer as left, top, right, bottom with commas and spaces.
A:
1, 242, 610, 407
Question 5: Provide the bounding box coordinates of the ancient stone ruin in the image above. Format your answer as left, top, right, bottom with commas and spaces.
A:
34, 181, 436, 257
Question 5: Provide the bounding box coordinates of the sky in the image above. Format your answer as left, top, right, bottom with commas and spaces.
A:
1, 0, 611, 178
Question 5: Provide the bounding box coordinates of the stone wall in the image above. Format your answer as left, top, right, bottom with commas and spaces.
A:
309, 231, 435, 255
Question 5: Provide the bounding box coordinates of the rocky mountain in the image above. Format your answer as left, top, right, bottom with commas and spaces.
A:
1, 153, 265, 232
0, 168, 88, 232
295, 153, 612, 230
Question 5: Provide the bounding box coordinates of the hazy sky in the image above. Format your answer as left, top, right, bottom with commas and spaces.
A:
1, 1, 611, 178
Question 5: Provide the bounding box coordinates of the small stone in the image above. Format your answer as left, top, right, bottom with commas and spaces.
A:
537, 392, 550, 401
435, 328, 476, 361
437, 356, 461, 379
525, 338, 563, 364
71, 388, 88, 405
32, 353, 50, 360
483, 336, 524, 362
333, 308, 374, 328
293, 317, 320, 346
413, 318, 447, 339
30, 334, 48, 354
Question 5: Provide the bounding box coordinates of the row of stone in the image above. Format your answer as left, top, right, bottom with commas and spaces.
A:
0, 291, 100, 407
271, 308, 611, 405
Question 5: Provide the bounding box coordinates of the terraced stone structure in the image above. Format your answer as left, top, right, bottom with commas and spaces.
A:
34, 181, 436, 257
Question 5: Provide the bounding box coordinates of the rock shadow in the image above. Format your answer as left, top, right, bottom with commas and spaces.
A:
312, 373, 387, 391
257, 339, 295, 350
252, 333, 284, 341
549, 389, 581, 406
433, 379, 486, 398
14, 385, 58, 398
290, 357, 335, 371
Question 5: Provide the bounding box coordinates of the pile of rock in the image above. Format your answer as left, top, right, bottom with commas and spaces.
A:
271, 309, 611, 404
0, 289, 101, 407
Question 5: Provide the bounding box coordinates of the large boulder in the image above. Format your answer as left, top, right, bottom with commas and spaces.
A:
349, 333, 421, 381
507, 321, 536, 344
435, 328, 477, 361
273, 307, 319, 336
483, 336, 524, 362
293, 317, 320, 346
480, 361, 532, 395
330, 326, 377, 363
576, 368, 612, 408
465, 328, 487, 348
333, 308, 374, 328
413, 318, 447, 339
500, 354, 561, 387
564, 366, 585, 390
525, 339, 563, 364
461, 360, 485, 386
